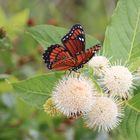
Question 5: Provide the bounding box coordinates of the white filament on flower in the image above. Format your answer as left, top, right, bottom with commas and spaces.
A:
99, 65, 135, 98
52, 75, 96, 117
88, 56, 110, 76
84, 96, 124, 132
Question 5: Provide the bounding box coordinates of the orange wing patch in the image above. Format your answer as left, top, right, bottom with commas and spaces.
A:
62, 24, 85, 57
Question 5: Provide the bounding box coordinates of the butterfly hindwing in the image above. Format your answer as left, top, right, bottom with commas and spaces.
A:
42, 44, 76, 70
61, 24, 85, 57
51, 57, 76, 70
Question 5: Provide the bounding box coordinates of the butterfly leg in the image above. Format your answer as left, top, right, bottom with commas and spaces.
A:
68, 69, 80, 76
67, 69, 72, 76
64, 70, 68, 75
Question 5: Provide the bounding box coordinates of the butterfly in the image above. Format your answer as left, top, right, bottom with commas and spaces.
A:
43, 24, 101, 71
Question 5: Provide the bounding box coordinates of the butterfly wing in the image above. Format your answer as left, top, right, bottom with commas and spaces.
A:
42, 44, 76, 70
61, 24, 85, 57
42, 24, 101, 71
51, 57, 76, 71
75, 44, 101, 68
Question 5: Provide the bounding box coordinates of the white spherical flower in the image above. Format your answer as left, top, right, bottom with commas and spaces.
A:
52, 75, 96, 117
100, 66, 134, 98
88, 56, 110, 76
84, 96, 123, 131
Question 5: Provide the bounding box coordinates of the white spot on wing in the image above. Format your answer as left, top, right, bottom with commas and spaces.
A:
79, 37, 82, 41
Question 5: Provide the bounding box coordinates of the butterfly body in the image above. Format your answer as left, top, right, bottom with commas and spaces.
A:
43, 24, 101, 71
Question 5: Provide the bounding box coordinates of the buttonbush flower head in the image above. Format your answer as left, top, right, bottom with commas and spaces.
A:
88, 56, 110, 76
52, 75, 96, 117
100, 65, 134, 98
84, 96, 123, 131
43, 98, 61, 116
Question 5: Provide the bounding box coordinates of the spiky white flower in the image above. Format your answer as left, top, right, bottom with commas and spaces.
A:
100, 66, 134, 98
52, 75, 96, 117
84, 96, 123, 131
88, 56, 110, 76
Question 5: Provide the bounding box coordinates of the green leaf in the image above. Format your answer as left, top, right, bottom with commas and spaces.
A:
0, 75, 17, 93
0, 50, 14, 73
103, 0, 140, 71
27, 24, 99, 49
117, 107, 140, 140
15, 97, 36, 119
12, 72, 64, 109
0, 7, 6, 25
0, 7, 29, 39
85, 67, 103, 93
127, 88, 140, 112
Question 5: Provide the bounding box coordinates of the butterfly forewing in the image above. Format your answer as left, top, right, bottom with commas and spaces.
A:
75, 44, 101, 66
61, 24, 85, 57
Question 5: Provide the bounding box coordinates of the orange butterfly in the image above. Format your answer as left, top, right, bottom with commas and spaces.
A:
43, 24, 101, 71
